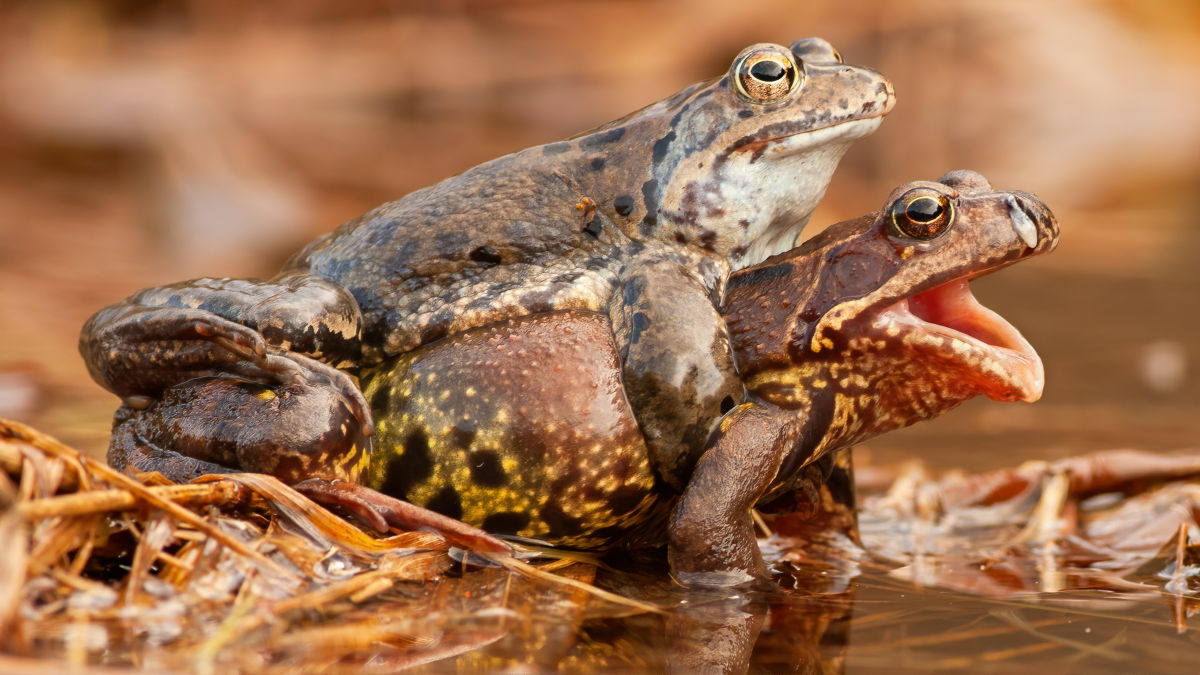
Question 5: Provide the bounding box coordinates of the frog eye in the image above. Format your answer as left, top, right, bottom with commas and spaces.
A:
890, 189, 954, 240
733, 47, 801, 103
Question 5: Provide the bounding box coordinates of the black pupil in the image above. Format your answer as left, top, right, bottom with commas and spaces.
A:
906, 198, 943, 223
749, 60, 786, 83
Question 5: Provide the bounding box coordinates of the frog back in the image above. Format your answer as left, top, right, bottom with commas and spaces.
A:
286, 154, 635, 362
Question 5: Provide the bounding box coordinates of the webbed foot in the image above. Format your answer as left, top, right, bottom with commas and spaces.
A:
85, 306, 372, 434
108, 375, 370, 485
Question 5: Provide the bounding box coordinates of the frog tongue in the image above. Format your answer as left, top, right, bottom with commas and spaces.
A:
897, 279, 1044, 403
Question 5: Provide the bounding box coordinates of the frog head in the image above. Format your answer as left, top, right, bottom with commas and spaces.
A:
726, 170, 1060, 447
567, 38, 895, 268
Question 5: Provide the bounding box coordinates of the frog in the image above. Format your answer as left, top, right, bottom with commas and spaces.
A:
82, 38, 896, 509
669, 169, 1058, 584
109, 170, 1058, 584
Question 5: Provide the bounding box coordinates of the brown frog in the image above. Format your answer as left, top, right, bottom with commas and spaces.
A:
83, 39, 894, 498
113, 170, 1058, 585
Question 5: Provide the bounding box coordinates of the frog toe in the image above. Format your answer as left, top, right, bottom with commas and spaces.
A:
192, 317, 268, 357
293, 478, 391, 533
81, 306, 273, 397
240, 350, 374, 437
294, 479, 512, 554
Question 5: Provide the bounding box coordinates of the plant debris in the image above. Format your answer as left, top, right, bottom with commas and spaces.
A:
856, 448, 1200, 625
0, 419, 658, 673
3, 417, 1200, 672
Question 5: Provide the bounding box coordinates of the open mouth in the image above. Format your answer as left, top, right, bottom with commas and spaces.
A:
875, 278, 1044, 402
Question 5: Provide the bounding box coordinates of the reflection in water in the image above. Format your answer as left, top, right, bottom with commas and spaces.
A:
588, 560, 855, 675
613, 446, 863, 674
592, 446, 1200, 674
667, 595, 768, 675
2, 2, 1199, 672
663, 585, 853, 675
8, 437, 1200, 672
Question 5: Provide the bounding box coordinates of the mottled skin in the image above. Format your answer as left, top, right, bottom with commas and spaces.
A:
362, 312, 665, 549
671, 170, 1058, 584
100, 166, 1060, 578
354, 170, 1058, 584
115, 171, 1054, 584
84, 38, 894, 496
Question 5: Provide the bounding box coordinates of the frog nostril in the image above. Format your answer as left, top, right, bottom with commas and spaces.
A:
1005, 195, 1039, 248
1011, 192, 1059, 246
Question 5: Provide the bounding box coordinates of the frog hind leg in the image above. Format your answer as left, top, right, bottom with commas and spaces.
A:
109, 404, 239, 481
81, 272, 371, 431
109, 375, 369, 486
108, 376, 508, 551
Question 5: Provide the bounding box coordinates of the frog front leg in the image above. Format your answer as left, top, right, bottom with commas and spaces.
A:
611, 253, 744, 491
668, 401, 806, 586
80, 271, 371, 429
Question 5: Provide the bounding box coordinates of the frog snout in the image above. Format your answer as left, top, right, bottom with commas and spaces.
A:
1005, 192, 1059, 251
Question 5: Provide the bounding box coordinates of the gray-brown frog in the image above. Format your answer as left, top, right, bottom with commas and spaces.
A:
108, 171, 1058, 588
83, 38, 894, 500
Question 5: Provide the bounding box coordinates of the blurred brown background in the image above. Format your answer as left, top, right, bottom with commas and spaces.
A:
1, 0, 1197, 471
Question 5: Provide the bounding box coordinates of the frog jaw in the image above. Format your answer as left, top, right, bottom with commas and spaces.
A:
672, 114, 886, 270
746, 113, 886, 160
734, 116, 887, 266
873, 278, 1045, 403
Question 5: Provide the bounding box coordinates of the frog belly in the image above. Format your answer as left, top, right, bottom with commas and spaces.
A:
360, 310, 666, 548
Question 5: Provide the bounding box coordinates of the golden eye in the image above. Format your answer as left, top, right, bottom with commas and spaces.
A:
734, 47, 801, 103
890, 190, 954, 240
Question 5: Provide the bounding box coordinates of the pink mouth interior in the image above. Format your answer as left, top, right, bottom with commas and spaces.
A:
895, 279, 1044, 402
